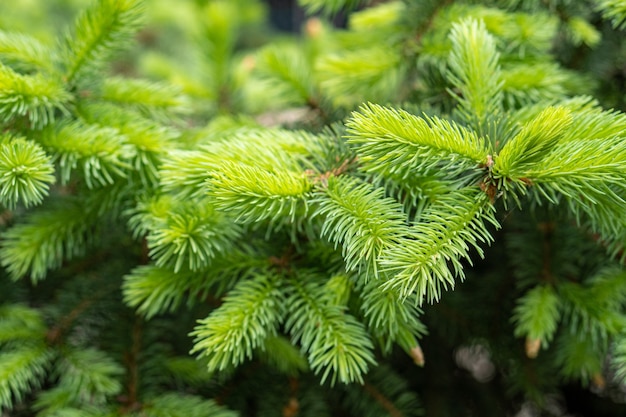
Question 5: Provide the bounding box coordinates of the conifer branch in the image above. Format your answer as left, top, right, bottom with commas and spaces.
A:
160, 129, 317, 198
191, 273, 285, 372
255, 44, 317, 107
209, 162, 312, 226
0, 31, 55, 72
285, 275, 376, 385
62, 0, 144, 84
39, 121, 135, 188
513, 285, 561, 357
143, 393, 237, 417
447, 18, 503, 131
54, 348, 123, 405
597, 0, 626, 29
317, 47, 404, 107
0, 346, 53, 409
0, 64, 71, 128
0, 201, 95, 281
0, 137, 55, 209
379, 188, 498, 304
98, 77, 188, 119
298, 0, 365, 15
347, 103, 488, 180
360, 281, 427, 355
123, 249, 268, 318
129, 196, 241, 272
314, 176, 407, 277
0, 305, 46, 345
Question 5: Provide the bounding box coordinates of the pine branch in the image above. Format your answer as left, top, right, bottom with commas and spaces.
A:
285, 275, 376, 385
191, 273, 285, 372
0, 64, 71, 128
347, 103, 489, 180
0, 136, 55, 209
379, 188, 498, 304
313, 176, 408, 277
62, 0, 144, 84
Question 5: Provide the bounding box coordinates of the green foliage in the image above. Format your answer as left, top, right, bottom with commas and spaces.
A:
191, 273, 284, 372
0, 136, 55, 208
1, 0, 626, 415
285, 276, 376, 385
62, 0, 144, 83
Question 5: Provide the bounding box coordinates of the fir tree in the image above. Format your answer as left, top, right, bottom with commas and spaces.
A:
1, 0, 626, 416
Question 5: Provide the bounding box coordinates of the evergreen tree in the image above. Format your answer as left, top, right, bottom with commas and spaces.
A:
1, 0, 626, 416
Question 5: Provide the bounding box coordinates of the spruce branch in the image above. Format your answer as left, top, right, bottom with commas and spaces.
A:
555, 331, 605, 386
379, 188, 498, 304
342, 364, 423, 417
39, 121, 135, 188
98, 76, 188, 119
0, 137, 55, 209
0, 346, 53, 410
347, 103, 489, 180
597, 0, 626, 29
494, 106, 573, 180
313, 176, 407, 277
78, 103, 178, 187
298, 0, 365, 16
54, 348, 123, 405
0, 201, 95, 282
208, 162, 313, 226
62, 0, 144, 84
513, 285, 561, 358
255, 43, 317, 107
317, 47, 404, 108
0, 64, 71, 128
0, 305, 46, 345
142, 393, 237, 417
613, 334, 626, 385
123, 249, 268, 318
447, 18, 503, 131
132, 197, 241, 272
256, 335, 309, 376
160, 129, 317, 198
191, 273, 285, 372
0, 31, 56, 72
285, 275, 376, 385
360, 281, 427, 356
